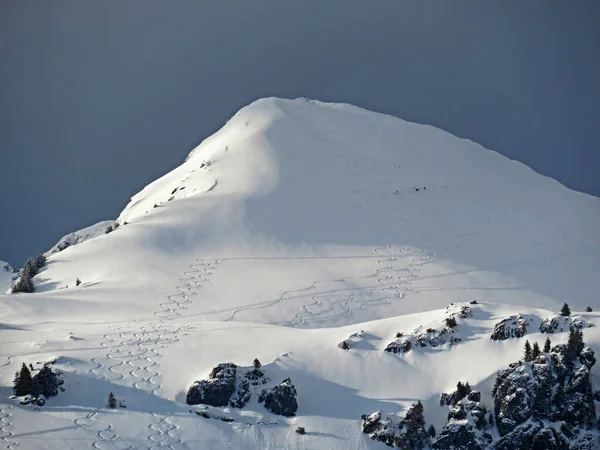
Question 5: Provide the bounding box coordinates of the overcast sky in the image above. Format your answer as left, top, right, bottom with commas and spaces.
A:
1, 1, 599, 265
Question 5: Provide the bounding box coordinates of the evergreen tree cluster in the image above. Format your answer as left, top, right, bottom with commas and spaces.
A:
397, 401, 430, 449
523, 340, 542, 362
13, 362, 60, 398
560, 302, 571, 317
11, 254, 46, 293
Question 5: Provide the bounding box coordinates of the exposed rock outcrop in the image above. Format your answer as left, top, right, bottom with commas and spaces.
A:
433, 383, 493, 450
361, 402, 431, 449
490, 314, 532, 341
259, 378, 298, 417
492, 330, 597, 449
385, 303, 472, 354
186, 363, 237, 407
539, 316, 592, 334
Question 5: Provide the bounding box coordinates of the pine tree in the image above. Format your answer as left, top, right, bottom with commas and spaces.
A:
492, 372, 502, 396
13, 363, 33, 396
565, 328, 584, 366
560, 303, 571, 317
398, 401, 428, 449
543, 337, 552, 353
524, 340, 532, 362
427, 424, 436, 438
33, 364, 59, 397
532, 342, 541, 360
456, 381, 470, 401
253, 358, 262, 370
107, 392, 117, 408
586, 306, 593, 312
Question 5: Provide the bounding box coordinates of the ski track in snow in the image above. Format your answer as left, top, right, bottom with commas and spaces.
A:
0, 405, 17, 449
223, 245, 432, 328
70, 259, 219, 449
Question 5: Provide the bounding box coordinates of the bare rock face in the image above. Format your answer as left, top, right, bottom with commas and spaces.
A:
186, 363, 237, 407
490, 314, 531, 341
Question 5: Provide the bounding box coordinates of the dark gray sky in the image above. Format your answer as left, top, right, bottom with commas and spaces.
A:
1, 1, 599, 265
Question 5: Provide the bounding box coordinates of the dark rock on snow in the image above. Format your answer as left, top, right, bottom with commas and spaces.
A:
490, 314, 531, 341
433, 384, 492, 450
186, 363, 237, 407
492, 331, 597, 449
259, 378, 298, 417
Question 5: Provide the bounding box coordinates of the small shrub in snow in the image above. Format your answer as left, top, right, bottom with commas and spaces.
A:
253, 358, 262, 370
341, 340, 350, 350
105, 226, 113, 234
107, 392, 117, 408
585, 306, 593, 312
295, 426, 306, 435
75, 278, 81, 286
396, 331, 403, 338
444, 317, 457, 328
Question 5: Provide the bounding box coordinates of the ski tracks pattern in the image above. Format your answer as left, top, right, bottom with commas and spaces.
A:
0, 405, 17, 449
222, 245, 432, 328
73, 259, 219, 449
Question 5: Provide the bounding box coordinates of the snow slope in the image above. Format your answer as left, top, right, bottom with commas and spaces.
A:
45, 220, 115, 257
0, 261, 18, 294
0, 97, 598, 449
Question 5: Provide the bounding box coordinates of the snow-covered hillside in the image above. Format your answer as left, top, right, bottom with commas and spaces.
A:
45, 220, 115, 257
0, 98, 599, 449
0, 261, 19, 294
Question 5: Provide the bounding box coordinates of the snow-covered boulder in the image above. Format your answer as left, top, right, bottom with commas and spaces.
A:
539, 316, 592, 334
385, 304, 474, 354
186, 363, 237, 407
434, 384, 493, 450
259, 378, 298, 417
490, 314, 532, 340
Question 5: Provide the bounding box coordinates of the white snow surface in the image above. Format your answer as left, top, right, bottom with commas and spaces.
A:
0, 97, 599, 449
45, 220, 115, 257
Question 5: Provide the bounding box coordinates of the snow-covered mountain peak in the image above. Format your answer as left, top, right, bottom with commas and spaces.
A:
1, 98, 599, 449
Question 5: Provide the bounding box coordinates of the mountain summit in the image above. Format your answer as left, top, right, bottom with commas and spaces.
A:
1, 98, 598, 449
